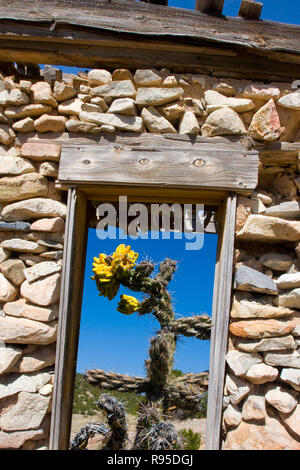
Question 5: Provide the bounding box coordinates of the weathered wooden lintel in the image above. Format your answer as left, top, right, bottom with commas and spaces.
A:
57, 135, 259, 195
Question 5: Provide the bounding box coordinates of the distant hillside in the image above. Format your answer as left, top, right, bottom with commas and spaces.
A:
72, 373, 142, 416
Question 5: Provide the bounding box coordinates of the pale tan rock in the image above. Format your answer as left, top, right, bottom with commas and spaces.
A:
141, 106, 177, 134
0, 315, 57, 344
0, 273, 18, 302
0, 344, 22, 374
213, 82, 236, 97
11, 344, 56, 373
5, 104, 53, 120
88, 69, 112, 86
204, 90, 254, 113
0, 173, 48, 203
223, 404, 242, 428
1, 258, 25, 286
278, 288, 300, 309
20, 272, 61, 306
226, 350, 262, 377
1, 198, 67, 221
242, 394, 266, 421
278, 92, 300, 110
0, 89, 29, 106
159, 101, 185, 121
244, 363, 278, 384
91, 80, 136, 99
66, 119, 96, 133
223, 412, 300, 450
39, 383, 53, 396
31, 81, 57, 107
89, 96, 109, 110
225, 373, 253, 405
178, 111, 200, 135
1, 239, 45, 254
0, 155, 35, 177
229, 318, 296, 339
280, 368, 300, 391
81, 102, 103, 113
30, 217, 64, 233
0, 428, 47, 449
0, 391, 50, 431
136, 87, 184, 106
265, 385, 297, 414
97, 124, 115, 133
235, 335, 295, 353
34, 114, 66, 133
108, 98, 137, 116
236, 214, 300, 242
162, 75, 178, 87
201, 107, 246, 136
230, 298, 293, 319
0, 371, 51, 400
53, 81, 77, 102
242, 84, 280, 101
134, 69, 162, 86
0, 124, 15, 145
259, 253, 293, 272
57, 98, 84, 116
111, 69, 133, 81
0, 247, 10, 264
24, 261, 61, 283
264, 350, 300, 368
280, 405, 300, 439
248, 99, 283, 142
12, 117, 35, 133
38, 161, 59, 178
20, 142, 61, 162
18, 254, 45, 266
276, 272, 300, 289
79, 111, 143, 132
19, 80, 32, 92
3, 298, 58, 322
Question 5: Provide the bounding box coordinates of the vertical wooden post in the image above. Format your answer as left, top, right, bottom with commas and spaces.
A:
140, 0, 168, 6
238, 0, 263, 20
195, 0, 224, 15
206, 193, 237, 450
49, 188, 88, 450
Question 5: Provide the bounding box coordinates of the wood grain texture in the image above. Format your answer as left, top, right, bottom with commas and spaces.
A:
57, 138, 258, 193
206, 194, 237, 450
0, 0, 300, 79
195, 0, 224, 15
49, 188, 88, 450
238, 0, 263, 20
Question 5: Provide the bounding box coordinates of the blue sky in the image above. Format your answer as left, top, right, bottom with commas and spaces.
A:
77, 228, 217, 376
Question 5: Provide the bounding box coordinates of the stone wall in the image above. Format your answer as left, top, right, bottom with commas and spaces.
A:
0, 65, 299, 449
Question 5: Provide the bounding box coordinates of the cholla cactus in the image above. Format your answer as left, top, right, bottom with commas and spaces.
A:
72, 244, 211, 450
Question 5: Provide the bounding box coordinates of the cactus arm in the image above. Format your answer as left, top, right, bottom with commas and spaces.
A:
168, 315, 212, 340
97, 394, 128, 450
84, 370, 149, 394
70, 422, 110, 450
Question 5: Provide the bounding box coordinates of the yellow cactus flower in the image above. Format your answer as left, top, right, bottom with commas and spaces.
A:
117, 294, 141, 315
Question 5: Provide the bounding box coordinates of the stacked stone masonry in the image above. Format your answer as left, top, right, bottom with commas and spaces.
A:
0, 65, 300, 449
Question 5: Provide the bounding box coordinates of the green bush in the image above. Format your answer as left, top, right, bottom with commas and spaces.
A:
180, 428, 201, 450
72, 373, 143, 416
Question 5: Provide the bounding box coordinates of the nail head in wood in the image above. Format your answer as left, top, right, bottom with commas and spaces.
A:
238, 0, 263, 20
195, 0, 224, 16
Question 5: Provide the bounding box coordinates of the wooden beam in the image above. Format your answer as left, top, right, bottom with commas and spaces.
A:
57, 136, 258, 193
195, 0, 224, 16
0, 0, 300, 80
49, 188, 88, 450
206, 193, 237, 450
238, 0, 263, 20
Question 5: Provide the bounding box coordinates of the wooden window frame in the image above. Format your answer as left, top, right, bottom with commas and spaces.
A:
49, 135, 258, 450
